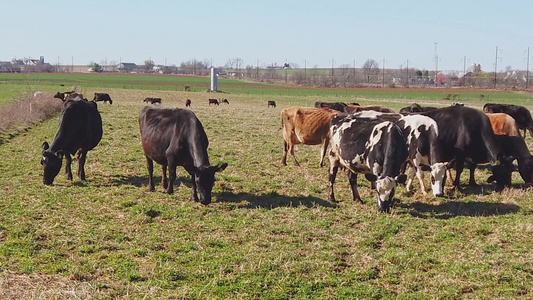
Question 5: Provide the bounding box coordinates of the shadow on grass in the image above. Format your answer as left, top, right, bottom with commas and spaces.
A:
108, 175, 192, 188
397, 200, 520, 219
216, 191, 338, 209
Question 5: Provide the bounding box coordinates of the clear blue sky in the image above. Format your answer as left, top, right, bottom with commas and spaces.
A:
2, 0, 532, 72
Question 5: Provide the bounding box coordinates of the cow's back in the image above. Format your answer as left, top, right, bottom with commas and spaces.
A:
281, 107, 338, 145
51, 99, 102, 153
139, 106, 208, 166
486, 113, 520, 136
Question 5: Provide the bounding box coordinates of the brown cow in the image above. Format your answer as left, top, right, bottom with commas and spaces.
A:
281, 107, 340, 167
486, 113, 520, 137
345, 104, 395, 114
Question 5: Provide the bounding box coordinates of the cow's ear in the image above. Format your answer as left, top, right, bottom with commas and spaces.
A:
214, 163, 228, 172
444, 159, 456, 170
365, 173, 378, 182
419, 164, 431, 172
42, 142, 50, 151
487, 175, 496, 183
396, 174, 408, 184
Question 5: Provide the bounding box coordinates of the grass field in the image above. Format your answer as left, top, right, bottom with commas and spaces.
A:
1, 80, 533, 298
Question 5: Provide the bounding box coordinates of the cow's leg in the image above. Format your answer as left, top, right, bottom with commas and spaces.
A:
328, 164, 339, 202
289, 143, 300, 166
146, 156, 155, 192
453, 153, 465, 189
415, 167, 429, 194
191, 173, 199, 202
405, 164, 417, 193
161, 165, 168, 189
65, 154, 73, 180
77, 150, 87, 181
468, 163, 478, 186
319, 138, 329, 168
347, 171, 363, 203
282, 140, 288, 166
166, 164, 177, 194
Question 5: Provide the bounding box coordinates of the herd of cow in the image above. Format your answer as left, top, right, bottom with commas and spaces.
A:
281, 101, 533, 212
40, 93, 533, 212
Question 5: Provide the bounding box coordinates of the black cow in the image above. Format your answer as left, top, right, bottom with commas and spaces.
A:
41, 99, 103, 185
208, 98, 219, 105
54, 91, 83, 102
399, 103, 439, 114
143, 97, 162, 105
483, 103, 533, 138
220, 98, 229, 104
268, 100, 276, 108
494, 135, 533, 186
138, 106, 227, 205
314, 101, 347, 112
422, 106, 512, 189
328, 114, 408, 212
185, 99, 191, 107
93, 93, 113, 104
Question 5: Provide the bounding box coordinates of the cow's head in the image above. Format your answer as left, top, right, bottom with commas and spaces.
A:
420, 162, 447, 197
365, 173, 407, 213
517, 157, 533, 187
487, 158, 514, 190
41, 142, 63, 185
193, 163, 228, 205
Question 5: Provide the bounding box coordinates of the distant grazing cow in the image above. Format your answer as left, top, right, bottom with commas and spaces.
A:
314, 101, 347, 112
344, 104, 395, 113
422, 106, 512, 189
220, 98, 229, 104
328, 114, 408, 212
483, 103, 533, 138
41, 99, 103, 185
54, 91, 82, 102
185, 99, 191, 107
486, 113, 520, 137
208, 98, 219, 105
138, 106, 227, 205
93, 93, 113, 104
268, 100, 276, 108
143, 97, 162, 105
352, 111, 447, 197
399, 103, 439, 114
281, 107, 340, 167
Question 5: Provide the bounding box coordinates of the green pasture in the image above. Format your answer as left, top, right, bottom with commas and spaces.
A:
0, 86, 533, 298
1, 73, 532, 105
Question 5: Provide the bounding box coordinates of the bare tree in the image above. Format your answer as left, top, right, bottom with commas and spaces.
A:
363, 59, 380, 83
144, 59, 155, 73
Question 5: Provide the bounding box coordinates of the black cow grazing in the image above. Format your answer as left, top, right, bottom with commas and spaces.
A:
352, 111, 447, 197
143, 97, 162, 105
422, 106, 512, 189
399, 103, 439, 114
314, 101, 347, 112
268, 100, 276, 108
328, 114, 408, 212
483, 103, 533, 138
41, 99, 103, 185
185, 99, 191, 107
138, 106, 228, 205
93, 93, 113, 104
208, 98, 219, 105
494, 135, 533, 186
220, 98, 229, 104
54, 91, 83, 102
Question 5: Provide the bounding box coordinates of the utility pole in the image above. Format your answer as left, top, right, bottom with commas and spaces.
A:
382, 58, 385, 88
527, 47, 530, 90
434, 42, 438, 86
406, 59, 409, 87
494, 46, 498, 88
463, 56, 467, 86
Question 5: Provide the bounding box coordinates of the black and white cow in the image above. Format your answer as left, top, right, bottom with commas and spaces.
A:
328, 114, 408, 212
41, 99, 103, 185
139, 106, 227, 205
422, 106, 513, 189
350, 111, 447, 197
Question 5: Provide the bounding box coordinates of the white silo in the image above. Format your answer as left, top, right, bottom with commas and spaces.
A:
210, 68, 218, 92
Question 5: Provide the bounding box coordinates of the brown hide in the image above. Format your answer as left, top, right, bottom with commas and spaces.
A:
486, 113, 520, 137
281, 107, 340, 167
